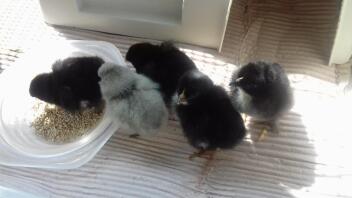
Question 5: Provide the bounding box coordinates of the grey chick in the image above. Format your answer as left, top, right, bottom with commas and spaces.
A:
229, 61, 293, 140
98, 63, 168, 136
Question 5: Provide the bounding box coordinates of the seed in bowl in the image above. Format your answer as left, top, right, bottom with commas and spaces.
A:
30, 101, 104, 144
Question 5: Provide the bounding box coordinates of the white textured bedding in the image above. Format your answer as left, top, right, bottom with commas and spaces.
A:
1, 1, 351, 197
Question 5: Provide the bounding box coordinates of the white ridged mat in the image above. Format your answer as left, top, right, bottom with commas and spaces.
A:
1, 0, 352, 197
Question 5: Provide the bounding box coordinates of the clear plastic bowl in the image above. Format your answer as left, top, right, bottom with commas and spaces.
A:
0, 40, 123, 169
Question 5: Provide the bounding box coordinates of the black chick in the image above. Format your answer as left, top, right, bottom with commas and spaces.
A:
29, 56, 104, 111
126, 41, 197, 107
229, 61, 293, 138
176, 70, 246, 157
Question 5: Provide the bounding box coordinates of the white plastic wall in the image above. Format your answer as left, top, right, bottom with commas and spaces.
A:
329, 0, 352, 65
39, 0, 232, 49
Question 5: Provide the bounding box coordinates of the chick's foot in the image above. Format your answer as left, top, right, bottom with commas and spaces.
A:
256, 120, 279, 142
189, 149, 216, 161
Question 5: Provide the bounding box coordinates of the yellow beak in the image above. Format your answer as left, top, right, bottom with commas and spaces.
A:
235, 76, 244, 83
177, 90, 188, 105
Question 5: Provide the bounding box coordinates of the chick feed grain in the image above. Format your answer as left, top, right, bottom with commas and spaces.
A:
31, 101, 104, 144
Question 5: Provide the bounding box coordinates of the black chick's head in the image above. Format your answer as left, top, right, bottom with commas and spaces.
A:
29, 73, 78, 111
30, 56, 104, 112
125, 42, 160, 72
230, 61, 281, 97
29, 73, 56, 104
176, 70, 213, 106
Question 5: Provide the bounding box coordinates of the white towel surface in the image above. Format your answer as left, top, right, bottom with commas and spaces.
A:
1, 1, 351, 198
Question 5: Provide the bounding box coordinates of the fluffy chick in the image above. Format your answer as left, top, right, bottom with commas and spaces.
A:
98, 62, 168, 136
229, 61, 293, 136
29, 56, 104, 111
176, 70, 246, 156
126, 41, 197, 107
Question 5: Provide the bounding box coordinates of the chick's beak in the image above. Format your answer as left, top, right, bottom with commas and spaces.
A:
177, 90, 188, 105
229, 77, 244, 86
236, 76, 244, 84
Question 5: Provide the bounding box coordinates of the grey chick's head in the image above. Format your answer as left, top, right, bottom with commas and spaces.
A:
98, 63, 136, 101
176, 70, 214, 106
230, 61, 287, 98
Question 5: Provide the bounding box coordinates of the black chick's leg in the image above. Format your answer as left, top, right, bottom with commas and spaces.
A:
269, 120, 279, 134
257, 126, 268, 142
189, 149, 216, 161
256, 120, 279, 142
189, 141, 217, 185
192, 149, 219, 186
